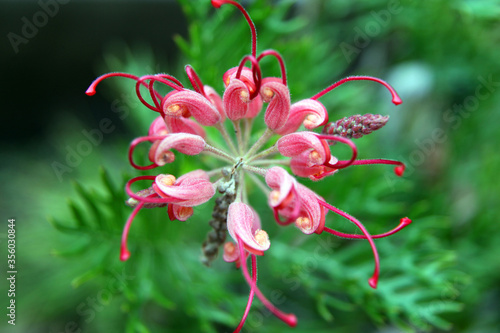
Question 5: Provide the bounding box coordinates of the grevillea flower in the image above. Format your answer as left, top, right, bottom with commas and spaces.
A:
86, 1, 412, 331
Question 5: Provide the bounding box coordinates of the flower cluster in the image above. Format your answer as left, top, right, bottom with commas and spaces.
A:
86, 0, 411, 331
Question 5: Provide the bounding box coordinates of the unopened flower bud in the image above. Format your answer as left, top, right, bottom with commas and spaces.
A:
322, 114, 389, 139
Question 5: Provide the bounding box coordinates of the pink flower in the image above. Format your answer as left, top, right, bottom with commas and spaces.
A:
87, 1, 412, 331
227, 202, 270, 255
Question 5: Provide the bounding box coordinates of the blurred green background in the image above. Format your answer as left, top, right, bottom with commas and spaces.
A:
1, 0, 500, 332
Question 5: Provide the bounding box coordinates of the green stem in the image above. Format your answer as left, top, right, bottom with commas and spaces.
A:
233, 120, 244, 155
242, 164, 267, 177
250, 158, 290, 166
215, 123, 239, 156
247, 145, 279, 163
246, 172, 270, 196
243, 128, 275, 160
243, 118, 254, 151
237, 171, 245, 203
203, 144, 237, 163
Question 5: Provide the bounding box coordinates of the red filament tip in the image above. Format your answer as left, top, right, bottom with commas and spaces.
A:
400, 217, 412, 225
350, 159, 405, 177
311, 75, 402, 106
324, 216, 412, 239
395, 164, 405, 177
257, 50, 287, 86
211, 0, 257, 57
120, 201, 145, 261
120, 249, 130, 262
319, 201, 380, 289
368, 276, 378, 289
86, 72, 140, 96
236, 236, 298, 327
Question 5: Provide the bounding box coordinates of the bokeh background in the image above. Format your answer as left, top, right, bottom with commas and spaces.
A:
1, 0, 500, 332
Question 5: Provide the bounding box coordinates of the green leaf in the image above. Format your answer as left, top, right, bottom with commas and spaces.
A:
71, 267, 103, 288
48, 216, 79, 234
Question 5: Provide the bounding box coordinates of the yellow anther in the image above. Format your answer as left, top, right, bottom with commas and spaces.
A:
262, 87, 274, 100
309, 150, 322, 165
157, 129, 168, 135
254, 229, 270, 247
304, 114, 319, 127
224, 242, 236, 255
270, 190, 281, 205
240, 90, 249, 100
167, 104, 182, 115
296, 216, 312, 230
159, 174, 176, 186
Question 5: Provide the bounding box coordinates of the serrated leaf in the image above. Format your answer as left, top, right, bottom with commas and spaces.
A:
71, 267, 103, 288
51, 241, 89, 258
316, 294, 334, 322
48, 217, 79, 234
151, 286, 176, 310
100, 166, 118, 198
323, 294, 355, 311
68, 199, 86, 228
173, 34, 193, 58
73, 181, 107, 230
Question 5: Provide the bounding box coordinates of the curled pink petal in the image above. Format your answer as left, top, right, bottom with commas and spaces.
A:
293, 184, 326, 234
246, 94, 263, 118
265, 167, 296, 208
223, 66, 257, 92
227, 202, 270, 255
223, 242, 240, 263
204, 85, 226, 121
223, 241, 249, 269
162, 89, 221, 126
223, 79, 250, 121
154, 133, 205, 166
148, 116, 169, 137
269, 180, 326, 235
290, 150, 338, 180
261, 80, 290, 131
149, 141, 175, 166
176, 169, 210, 182
164, 116, 206, 138
277, 132, 329, 166
168, 204, 194, 222
154, 173, 215, 207
276, 99, 328, 135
